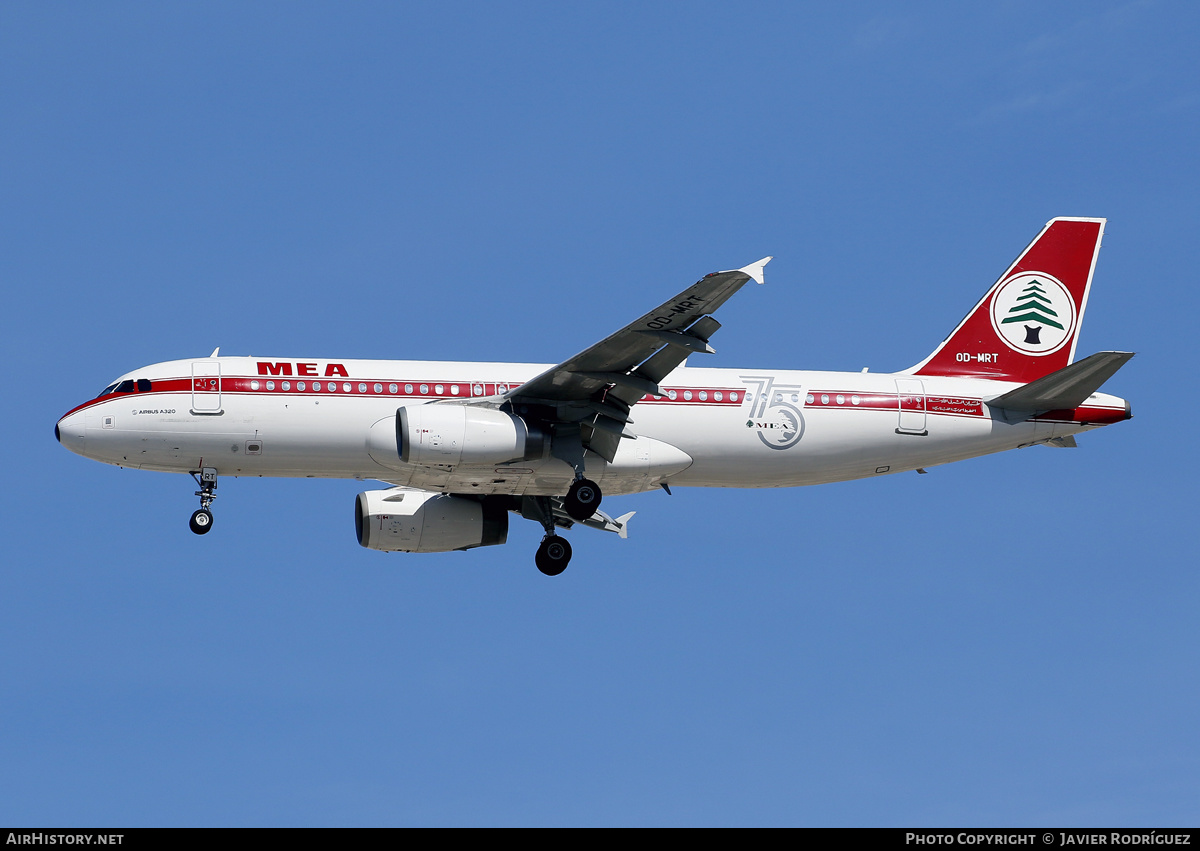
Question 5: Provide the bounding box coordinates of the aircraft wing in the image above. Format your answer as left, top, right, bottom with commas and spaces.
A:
503, 257, 770, 461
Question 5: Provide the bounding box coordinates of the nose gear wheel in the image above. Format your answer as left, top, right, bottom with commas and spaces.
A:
189, 508, 214, 534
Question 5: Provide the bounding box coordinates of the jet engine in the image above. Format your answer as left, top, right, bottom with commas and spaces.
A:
396, 405, 545, 467
355, 488, 509, 553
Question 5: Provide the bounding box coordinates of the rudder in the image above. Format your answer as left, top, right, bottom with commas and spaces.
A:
909, 218, 1105, 383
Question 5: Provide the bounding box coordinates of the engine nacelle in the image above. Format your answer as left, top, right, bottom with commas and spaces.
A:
355, 489, 509, 553
397, 404, 544, 467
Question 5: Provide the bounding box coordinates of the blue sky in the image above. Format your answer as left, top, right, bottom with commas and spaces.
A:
3, 1, 1197, 826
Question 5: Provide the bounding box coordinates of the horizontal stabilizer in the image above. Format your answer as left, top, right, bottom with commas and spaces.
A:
1044, 436, 1078, 448
988, 351, 1134, 413
575, 508, 635, 538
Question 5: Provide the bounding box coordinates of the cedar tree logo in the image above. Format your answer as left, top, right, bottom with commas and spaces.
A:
989, 272, 1077, 356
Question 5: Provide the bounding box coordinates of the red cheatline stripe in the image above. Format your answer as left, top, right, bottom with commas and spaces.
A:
60, 377, 749, 417
60, 376, 1122, 425
805, 391, 985, 418
1032, 405, 1128, 425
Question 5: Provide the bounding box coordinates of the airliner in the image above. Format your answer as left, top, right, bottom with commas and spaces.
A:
56, 217, 1132, 575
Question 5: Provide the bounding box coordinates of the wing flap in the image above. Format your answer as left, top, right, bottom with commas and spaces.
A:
582, 427, 620, 463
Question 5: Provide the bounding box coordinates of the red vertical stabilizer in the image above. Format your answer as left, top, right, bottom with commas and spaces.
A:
910, 218, 1104, 383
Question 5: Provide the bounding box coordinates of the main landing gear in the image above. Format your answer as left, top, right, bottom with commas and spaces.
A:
528, 477, 601, 575
189, 467, 218, 535
563, 477, 601, 522
529, 494, 574, 576
535, 535, 572, 577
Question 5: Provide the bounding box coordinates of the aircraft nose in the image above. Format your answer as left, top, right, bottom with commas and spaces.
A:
56, 411, 87, 456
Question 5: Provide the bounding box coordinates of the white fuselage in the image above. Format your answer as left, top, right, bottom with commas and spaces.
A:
56, 356, 1129, 496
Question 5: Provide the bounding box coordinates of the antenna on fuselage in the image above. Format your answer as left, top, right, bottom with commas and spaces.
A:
209, 347, 220, 357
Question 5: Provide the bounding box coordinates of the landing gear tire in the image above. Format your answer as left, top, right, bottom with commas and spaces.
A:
189, 508, 214, 535
535, 535, 572, 576
564, 478, 602, 521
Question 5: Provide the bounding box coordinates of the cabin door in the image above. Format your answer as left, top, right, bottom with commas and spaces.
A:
191, 362, 223, 414
895, 378, 927, 435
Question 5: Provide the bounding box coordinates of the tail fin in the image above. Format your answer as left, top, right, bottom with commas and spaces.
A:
910, 217, 1105, 383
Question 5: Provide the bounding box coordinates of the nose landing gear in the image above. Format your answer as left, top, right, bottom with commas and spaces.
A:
189, 467, 218, 535
189, 508, 213, 534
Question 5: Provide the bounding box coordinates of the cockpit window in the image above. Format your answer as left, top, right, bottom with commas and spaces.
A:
99, 383, 119, 396
116, 380, 135, 393
136, 379, 151, 392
